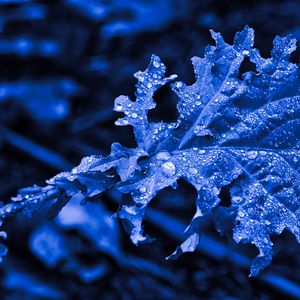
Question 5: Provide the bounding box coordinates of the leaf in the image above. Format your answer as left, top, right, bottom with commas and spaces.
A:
3, 26, 300, 276
114, 54, 177, 151
115, 26, 300, 276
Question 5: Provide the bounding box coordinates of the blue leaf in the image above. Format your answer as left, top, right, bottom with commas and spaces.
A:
3, 26, 300, 276
114, 26, 300, 276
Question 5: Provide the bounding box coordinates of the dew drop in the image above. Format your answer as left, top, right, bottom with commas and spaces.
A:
161, 161, 176, 177
5, 205, 13, 214
176, 82, 183, 88
238, 210, 245, 217
232, 196, 242, 203
169, 74, 178, 80
114, 103, 123, 111
116, 119, 128, 126
139, 187, 147, 193
194, 125, 200, 134
124, 206, 136, 215
188, 167, 198, 175
198, 149, 206, 154
247, 150, 258, 159
242, 50, 249, 55
153, 60, 160, 68
259, 150, 267, 156
147, 83, 153, 88
156, 151, 170, 161
212, 187, 219, 195
132, 113, 138, 118
71, 167, 78, 174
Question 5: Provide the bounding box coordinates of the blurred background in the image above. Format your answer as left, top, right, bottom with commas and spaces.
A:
0, 0, 300, 299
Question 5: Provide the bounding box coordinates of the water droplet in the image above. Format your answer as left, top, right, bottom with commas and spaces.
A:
263, 238, 269, 244
265, 220, 271, 225
114, 103, 123, 111
116, 119, 128, 126
161, 161, 176, 177
198, 149, 206, 154
259, 150, 267, 156
176, 82, 183, 88
194, 125, 201, 134
72, 167, 78, 174
188, 167, 198, 175
153, 60, 160, 68
212, 187, 219, 195
195, 100, 201, 106
5, 205, 12, 214
132, 113, 138, 118
232, 196, 242, 203
242, 50, 249, 55
139, 187, 147, 193
134, 70, 145, 82
238, 210, 245, 217
156, 151, 170, 161
124, 205, 136, 215
247, 150, 258, 159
